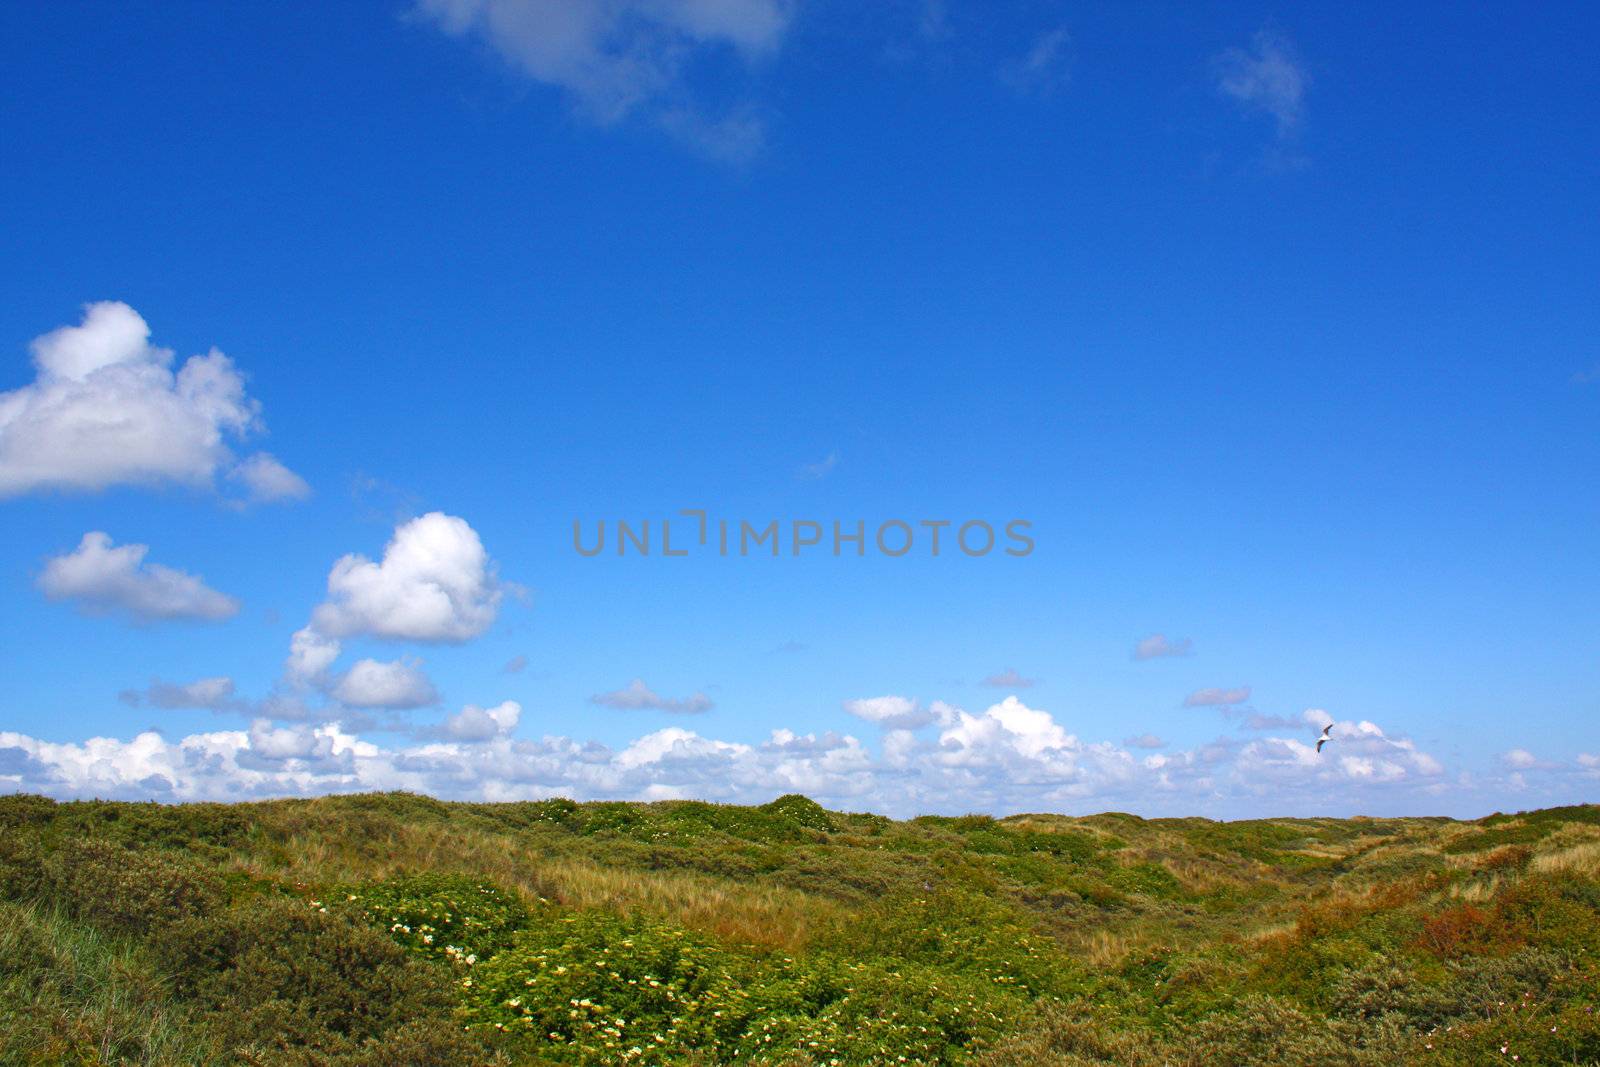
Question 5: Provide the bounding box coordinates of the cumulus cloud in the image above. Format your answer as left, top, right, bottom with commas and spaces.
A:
415, 0, 792, 159
428, 700, 522, 741
285, 626, 343, 685
310, 512, 504, 643
1232, 717, 1443, 789
502, 654, 529, 674
999, 26, 1071, 95
1184, 685, 1251, 707
591, 679, 713, 714
330, 658, 440, 709
1134, 633, 1192, 660
980, 668, 1037, 689
0, 302, 304, 501
120, 676, 241, 711
841, 695, 957, 731
1124, 733, 1166, 749
1216, 28, 1307, 137
38, 532, 239, 623
0, 695, 1462, 816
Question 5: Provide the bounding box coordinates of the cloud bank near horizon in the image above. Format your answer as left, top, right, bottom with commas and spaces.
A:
3, 693, 1577, 821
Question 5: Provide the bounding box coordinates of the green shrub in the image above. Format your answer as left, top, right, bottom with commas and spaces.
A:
760, 794, 837, 834
342, 872, 529, 964
43, 839, 221, 935
155, 896, 481, 1064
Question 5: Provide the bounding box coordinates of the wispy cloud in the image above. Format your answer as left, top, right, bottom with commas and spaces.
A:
1184, 685, 1251, 708
415, 0, 792, 161
120, 676, 243, 712
1134, 633, 1193, 660
980, 668, 1037, 689
592, 678, 714, 714
797, 451, 839, 480
1216, 28, 1307, 138
999, 26, 1071, 96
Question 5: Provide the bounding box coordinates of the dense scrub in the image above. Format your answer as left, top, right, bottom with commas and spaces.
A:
2, 793, 1598, 1064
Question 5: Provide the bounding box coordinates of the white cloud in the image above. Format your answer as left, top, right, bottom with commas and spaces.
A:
286, 626, 343, 685
0, 698, 1460, 816
0, 302, 304, 501
121, 676, 239, 711
228, 452, 311, 503
429, 700, 522, 741
591, 679, 713, 714
1125, 733, 1166, 749
1233, 717, 1443, 788
1134, 633, 1192, 660
247, 719, 343, 762
415, 0, 791, 158
1184, 685, 1251, 707
330, 658, 440, 709
980, 668, 1037, 689
310, 512, 504, 643
1216, 28, 1307, 137
841, 694, 955, 730
38, 532, 239, 623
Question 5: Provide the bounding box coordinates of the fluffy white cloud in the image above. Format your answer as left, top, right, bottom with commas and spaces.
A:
1216, 29, 1307, 137
1134, 633, 1192, 660
0, 697, 1466, 816
38, 532, 239, 623
430, 700, 522, 742
1232, 717, 1443, 788
0, 302, 304, 500
330, 658, 440, 709
310, 512, 504, 643
416, 0, 791, 160
591, 679, 713, 714
286, 626, 343, 685
1184, 685, 1251, 707
841, 695, 954, 730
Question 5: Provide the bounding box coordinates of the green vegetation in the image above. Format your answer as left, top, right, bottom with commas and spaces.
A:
2, 793, 1599, 1064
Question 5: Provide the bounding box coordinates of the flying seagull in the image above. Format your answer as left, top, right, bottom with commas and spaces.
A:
1316, 724, 1334, 753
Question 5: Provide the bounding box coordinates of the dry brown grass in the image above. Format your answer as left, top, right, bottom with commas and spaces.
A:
230, 819, 843, 951
1530, 840, 1600, 878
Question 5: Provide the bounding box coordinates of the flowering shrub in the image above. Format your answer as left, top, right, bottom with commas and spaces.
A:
341, 873, 528, 965
458, 906, 1030, 1064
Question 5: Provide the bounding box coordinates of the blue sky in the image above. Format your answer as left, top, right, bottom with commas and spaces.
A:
1, 1, 1596, 818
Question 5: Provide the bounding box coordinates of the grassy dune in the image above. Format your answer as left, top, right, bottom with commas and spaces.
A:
2, 792, 1599, 1065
